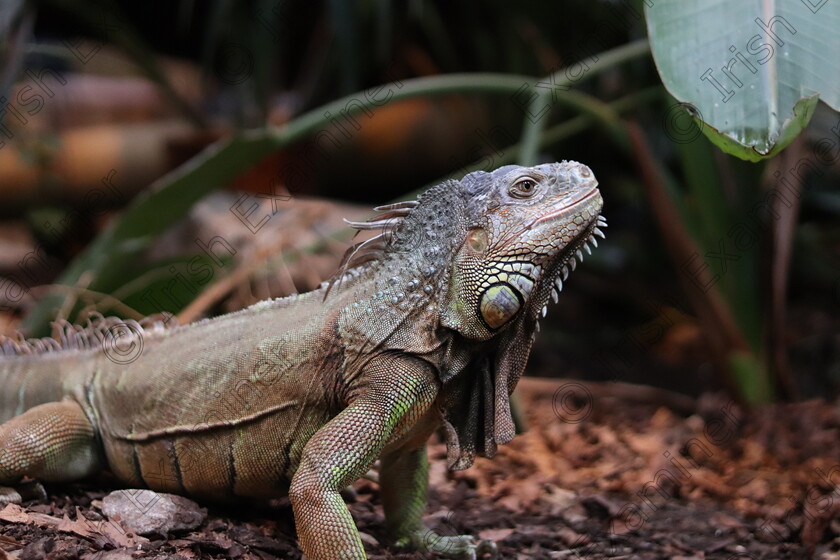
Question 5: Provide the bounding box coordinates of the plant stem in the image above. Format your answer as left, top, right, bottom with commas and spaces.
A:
264, 38, 651, 155
518, 38, 650, 165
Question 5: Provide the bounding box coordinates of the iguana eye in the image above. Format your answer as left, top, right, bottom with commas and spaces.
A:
509, 177, 538, 198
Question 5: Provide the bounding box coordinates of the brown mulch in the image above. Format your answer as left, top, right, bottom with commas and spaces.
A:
2, 378, 840, 559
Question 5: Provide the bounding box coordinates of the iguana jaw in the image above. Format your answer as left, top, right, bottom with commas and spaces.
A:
530, 190, 606, 322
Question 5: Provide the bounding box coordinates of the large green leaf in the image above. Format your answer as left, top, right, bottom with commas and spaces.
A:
646, 0, 840, 161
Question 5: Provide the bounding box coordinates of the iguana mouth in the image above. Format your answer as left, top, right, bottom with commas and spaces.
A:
528, 185, 600, 229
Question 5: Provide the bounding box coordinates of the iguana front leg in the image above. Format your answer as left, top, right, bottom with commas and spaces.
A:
0, 400, 103, 503
381, 446, 497, 559
289, 354, 438, 560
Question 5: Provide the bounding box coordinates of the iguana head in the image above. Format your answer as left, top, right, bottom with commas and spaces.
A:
440, 161, 604, 339
337, 161, 604, 470
435, 161, 605, 469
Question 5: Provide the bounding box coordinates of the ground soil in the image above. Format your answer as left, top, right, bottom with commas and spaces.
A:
2, 378, 839, 560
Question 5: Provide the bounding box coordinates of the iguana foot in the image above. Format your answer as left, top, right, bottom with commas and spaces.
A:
0, 481, 47, 505
0, 486, 22, 505
397, 530, 498, 559
425, 533, 497, 559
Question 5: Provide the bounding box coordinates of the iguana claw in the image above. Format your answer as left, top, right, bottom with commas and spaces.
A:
475, 539, 499, 559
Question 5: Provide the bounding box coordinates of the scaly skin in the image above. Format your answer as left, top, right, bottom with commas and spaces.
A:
0, 162, 605, 559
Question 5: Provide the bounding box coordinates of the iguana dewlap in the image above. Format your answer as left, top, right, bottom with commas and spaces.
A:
0, 162, 605, 559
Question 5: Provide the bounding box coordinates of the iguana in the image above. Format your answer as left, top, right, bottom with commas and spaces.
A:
0, 162, 605, 559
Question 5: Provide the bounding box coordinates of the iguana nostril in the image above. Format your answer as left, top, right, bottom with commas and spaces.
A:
569, 164, 592, 184
567, 163, 594, 187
